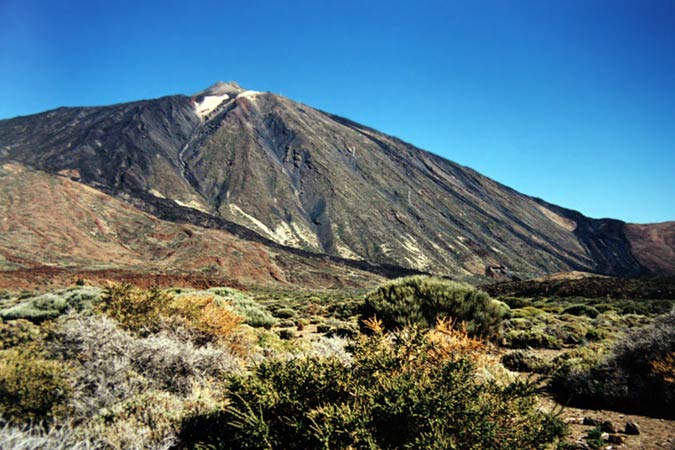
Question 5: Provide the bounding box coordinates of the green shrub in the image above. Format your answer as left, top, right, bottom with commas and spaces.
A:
584, 327, 607, 342
503, 308, 608, 349
585, 427, 605, 450
177, 327, 566, 449
360, 276, 505, 337
617, 300, 651, 316
278, 329, 295, 340
230, 303, 277, 329
332, 322, 359, 338
555, 321, 590, 345
273, 307, 297, 319
549, 307, 675, 418
206, 288, 277, 329
278, 319, 296, 328
0, 287, 101, 323
502, 329, 562, 349
501, 351, 550, 373
618, 312, 652, 329
511, 306, 545, 318
207, 287, 240, 297
549, 346, 604, 372
327, 297, 362, 319
540, 305, 564, 314
316, 324, 332, 334
499, 296, 530, 309
504, 317, 533, 329
0, 348, 71, 422
562, 304, 599, 318
593, 303, 617, 313
315, 319, 358, 338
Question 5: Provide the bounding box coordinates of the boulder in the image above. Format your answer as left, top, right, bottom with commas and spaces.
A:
624, 420, 640, 435
608, 434, 626, 444
583, 416, 601, 426
601, 421, 618, 433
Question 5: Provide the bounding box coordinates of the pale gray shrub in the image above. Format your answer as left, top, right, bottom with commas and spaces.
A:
133, 330, 242, 392
85, 382, 227, 450
307, 335, 353, 366
0, 421, 96, 450
50, 316, 148, 418
50, 316, 242, 418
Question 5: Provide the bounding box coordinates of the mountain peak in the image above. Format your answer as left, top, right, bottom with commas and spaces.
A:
194, 81, 244, 98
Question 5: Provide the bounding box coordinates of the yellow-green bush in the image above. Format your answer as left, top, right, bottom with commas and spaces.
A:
0, 319, 44, 349
0, 287, 101, 323
501, 350, 551, 373
502, 329, 562, 349
205, 288, 278, 328
0, 348, 71, 422
511, 306, 545, 318
96, 286, 243, 344
96, 284, 171, 335
177, 325, 565, 449
562, 304, 600, 318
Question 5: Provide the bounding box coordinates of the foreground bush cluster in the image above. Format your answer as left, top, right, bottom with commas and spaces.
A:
178, 320, 565, 449
0, 284, 259, 448
2, 275, 672, 448
0, 279, 573, 449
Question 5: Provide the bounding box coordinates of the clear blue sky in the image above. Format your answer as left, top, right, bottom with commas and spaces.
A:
1, 0, 674, 223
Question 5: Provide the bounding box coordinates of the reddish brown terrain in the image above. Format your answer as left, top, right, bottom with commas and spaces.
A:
0, 163, 383, 290
625, 222, 675, 275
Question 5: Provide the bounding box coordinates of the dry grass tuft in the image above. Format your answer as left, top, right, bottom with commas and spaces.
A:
361, 315, 384, 334
428, 316, 486, 358
650, 351, 675, 384
167, 294, 242, 343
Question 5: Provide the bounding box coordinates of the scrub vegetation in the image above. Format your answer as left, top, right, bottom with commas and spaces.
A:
1, 275, 673, 448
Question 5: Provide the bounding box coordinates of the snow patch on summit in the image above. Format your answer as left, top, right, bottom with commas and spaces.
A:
236, 90, 261, 100
194, 94, 229, 118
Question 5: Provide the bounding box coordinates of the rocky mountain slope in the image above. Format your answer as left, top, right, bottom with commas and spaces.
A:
1, 82, 672, 279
